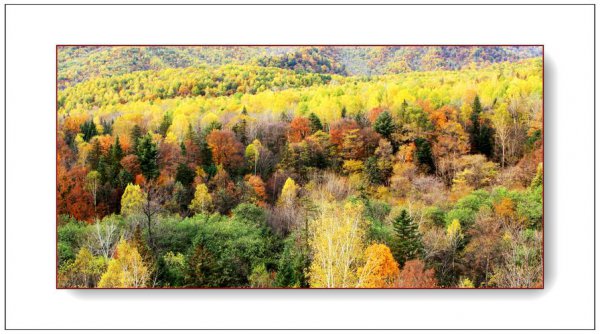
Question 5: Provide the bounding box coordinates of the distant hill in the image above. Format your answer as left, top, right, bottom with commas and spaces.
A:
333, 46, 542, 75
58, 46, 542, 89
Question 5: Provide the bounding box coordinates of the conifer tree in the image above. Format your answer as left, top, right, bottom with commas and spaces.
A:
308, 112, 323, 133
111, 135, 124, 163
130, 125, 143, 155
158, 112, 172, 137
468, 95, 494, 157
80, 119, 98, 142
137, 134, 159, 180
392, 209, 423, 267
373, 110, 395, 140
414, 138, 435, 173
88, 139, 102, 170
233, 106, 249, 145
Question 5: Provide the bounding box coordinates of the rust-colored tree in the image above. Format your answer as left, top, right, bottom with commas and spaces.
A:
287, 117, 311, 143
397, 259, 437, 288
206, 129, 244, 172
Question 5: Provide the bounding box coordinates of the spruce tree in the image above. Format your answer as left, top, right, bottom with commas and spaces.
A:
137, 134, 159, 180
100, 119, 113, 135
365, 156, 382, 185
80, 120, 98, 142
232, 111, 248, 145
88, 139, 102, 170
468, 95, 494, 157
373, 111, 395, 140
111, 135, 124, 163
158, 113, 172, 137
414, 138, 435, 173
392, 209, 423, 267
308, 112, 323, 133
130, 125, 143, 156
175, 163, 195, 186
180, 141, 187, 156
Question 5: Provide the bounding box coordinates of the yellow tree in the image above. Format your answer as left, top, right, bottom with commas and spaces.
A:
356, 243, 400, 288
308, 201, 366, 288
447, 219, 464, 271
121, 183, 146, 217
189, 183, 213, 214
59, 248, 107, 288
278, 177, 299, 208
245, 139, 262, 175
97, 239, 150, 288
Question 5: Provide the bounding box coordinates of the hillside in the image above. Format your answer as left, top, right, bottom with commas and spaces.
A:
58, 46, 541, 88
57, 46, 543, 289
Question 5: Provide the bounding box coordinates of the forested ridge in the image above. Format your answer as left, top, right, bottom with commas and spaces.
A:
57, 46, 543, 288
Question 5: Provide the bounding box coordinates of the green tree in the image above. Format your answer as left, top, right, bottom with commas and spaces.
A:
373, 110, 394, 140
175, 163, 195, 186
276, 232, 309, 287
111, 135, 124, 163
137, 134, 159, 180
308, 112, 323, 133
130, 125, 143, 155
468, 95, 494, 157
158, 112, 172, 137
392, 209, 423, 267
414, 137, 435, 173
80, 120, 98, 142
88, 139, 102, 170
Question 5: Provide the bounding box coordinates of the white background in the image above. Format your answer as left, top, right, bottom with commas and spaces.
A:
2, 2, 596, 331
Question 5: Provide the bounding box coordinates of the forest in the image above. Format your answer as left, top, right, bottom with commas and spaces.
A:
57, 46, 543, 288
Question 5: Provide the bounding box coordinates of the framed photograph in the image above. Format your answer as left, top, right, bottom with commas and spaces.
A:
56, 45, 543, 289
6, 3, 595, 330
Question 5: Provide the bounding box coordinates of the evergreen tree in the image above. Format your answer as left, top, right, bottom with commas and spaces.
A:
275, 233, 309, 288
399, 100, 409, 122
232, 107, 248, 145
158, 113, 172, 137
414, 138, 435, 173
365, 156, 383, 185
131, 224, 153, 272
468, 95, 494, 157
392, 209, 423, 267
117, 169, 134, 189
175, 163, 195, 186
111, 135, 124, 163
137, 134, 159, 180
308, 112, 323, 133
373, 111, 395, 140
180, 141, 187, 156
100, 119, 113, 135
80, 120, 98, 142
341, 105, 347, 119
130, 125, 143, 155
88, 139, 102, 170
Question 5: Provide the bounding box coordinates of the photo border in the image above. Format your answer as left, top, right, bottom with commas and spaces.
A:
5, 2, 595, 331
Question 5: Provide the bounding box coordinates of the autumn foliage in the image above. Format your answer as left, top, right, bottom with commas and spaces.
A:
57, 46, 542, 288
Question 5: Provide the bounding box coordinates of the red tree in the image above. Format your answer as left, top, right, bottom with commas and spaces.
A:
57, 165, 95, 222
206, 129, 244, 171
287, 117, 311, 143
329, 118, 359, 148
397, 259, 438, 288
